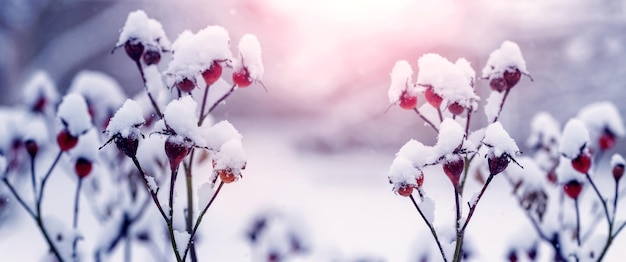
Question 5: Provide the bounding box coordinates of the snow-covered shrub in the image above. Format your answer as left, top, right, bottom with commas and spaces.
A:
0, 9, 263, 262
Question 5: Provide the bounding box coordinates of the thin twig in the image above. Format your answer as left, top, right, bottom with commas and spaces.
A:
493, 89, 510, 123
409, 195, 448, 262
413, 108, 439, 133
1, 177, 36, 218
461, 173, 495, 232
199, 83, 237, 123
72, 178, 84, 261
182, 181, 225, 261
135, 60, 163, 119
130, 157, 168, 221
575, 198, 581, 246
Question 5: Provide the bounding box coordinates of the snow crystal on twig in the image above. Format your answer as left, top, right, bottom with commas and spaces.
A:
162, 96, 206, 146
146, 175, 158, 193
106, 99, 145, 138
559, 119, 589, 159
116, 10, 170, 49
57, 93, 92, 136
482, 40, 528, 79
166, 26, 232, 86
483, 122, 519, 157
388, 60, 414, 104
417, 53, 478, 109
173, 230, 191, 256
236, 34, 264, 81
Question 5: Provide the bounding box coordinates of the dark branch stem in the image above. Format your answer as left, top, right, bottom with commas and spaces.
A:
575, 198, 581, 246
410, 195, 447, 262
493, 89, 510, 123
413, 108, 439, 133
183, 181, 225, 261
130, 157, 168, 221
134, 60, 163, 119
461, 173, 495, 232
72, 178, 83, 261
199, 84, 237, 123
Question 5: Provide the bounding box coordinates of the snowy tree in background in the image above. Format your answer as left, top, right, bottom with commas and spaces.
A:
0, 9, 264, 262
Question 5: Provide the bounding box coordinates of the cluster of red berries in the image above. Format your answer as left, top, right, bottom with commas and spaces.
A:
489, 68, 522, 93
124, 40, 161, 66
396, 175, 424, 197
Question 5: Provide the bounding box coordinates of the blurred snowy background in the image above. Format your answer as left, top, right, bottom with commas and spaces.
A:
2, 0, 626, 261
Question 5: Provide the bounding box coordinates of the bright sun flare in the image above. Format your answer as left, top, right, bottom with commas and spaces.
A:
268, 0, 413, 24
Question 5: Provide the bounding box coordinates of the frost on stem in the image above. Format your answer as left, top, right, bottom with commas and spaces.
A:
104, 99, 145, 158
482, 41, 528, 92
165, 26, 232, 89
21, 70, 59, 114
68, 71, 126, 129
417, 53, 479, 114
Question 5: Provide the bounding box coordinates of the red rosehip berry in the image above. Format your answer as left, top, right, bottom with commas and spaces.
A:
547, 171, 558, 185
503, 69, 521, 89
124, 41, 144, 62
164, 137, 190, 171
24, 139, 38, 158
489, 77, 507, 92
416, 174, 424, 188
142, 49, 161, 65
75, 157, 93, 178
33, 97, 47, 113
488, 154, 510, 175
57, 130, 78, 152
447, 102, 465, 116
613, 164, 624, 182
232, 68, 253, 88
563, 180, 582, 199
218, 169, 237, 183
399, 91, 417, 110
571, 153, 591, 174
397, 184, 414, 197
202, 62, 223, 86
114, 135, 139, 158
176, 78, 195, 93
598, 132, 616, 151
507, 250, 518, 262
443, 156, 464, 186
424, 86, 443, 108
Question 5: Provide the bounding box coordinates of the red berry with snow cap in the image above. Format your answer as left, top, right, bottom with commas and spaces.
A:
57, 130, 78, 152
571, 153, 591, 174
124, 41, 144, 62
424, 86, 443, 108
33, 97, 47, 113
489, 77, 507, 92
563, 180, 582, 199
202, 62, 223, 86
176, 78, 195, 93
115, 135, 139, 158
218, 169, 238, 183
164, 137, 190, 171
397, 184, 414, 197
443, 156, 464, 186
75, 157, 93, 178
547, 171, 558, 185
416, 174, 424, 188
447, 102, 465, 116
399, 91, 417, 110
233, 68, 252, 88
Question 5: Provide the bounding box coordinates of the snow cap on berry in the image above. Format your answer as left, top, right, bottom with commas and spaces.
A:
483, 122, 519, 158
611, 154, 625, 168
116, 10, 170, 50
106, 99, 145, 139
556, 155, 586, 184
166, 26, 232, 87
559, 119, 590, 159
388, 60, 414, 104
388, 156, 422, 191
434, 119, 465, 157
527, 112, 561, 149
21, 70, 59, 113
396, 139, 435, 168
161, 96, 206, 146
577, 101, 625, 138
417, 53, 479, 110
213, 139, 246, 173
202, 120, 242, 151
69, 129, 99, 165
57, 93, 92, 137
235, 34, 264, 81
23, 117, 49, 148
68, 71, 126, 125
482, 41, 528, 79
455, 58, 476, 87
